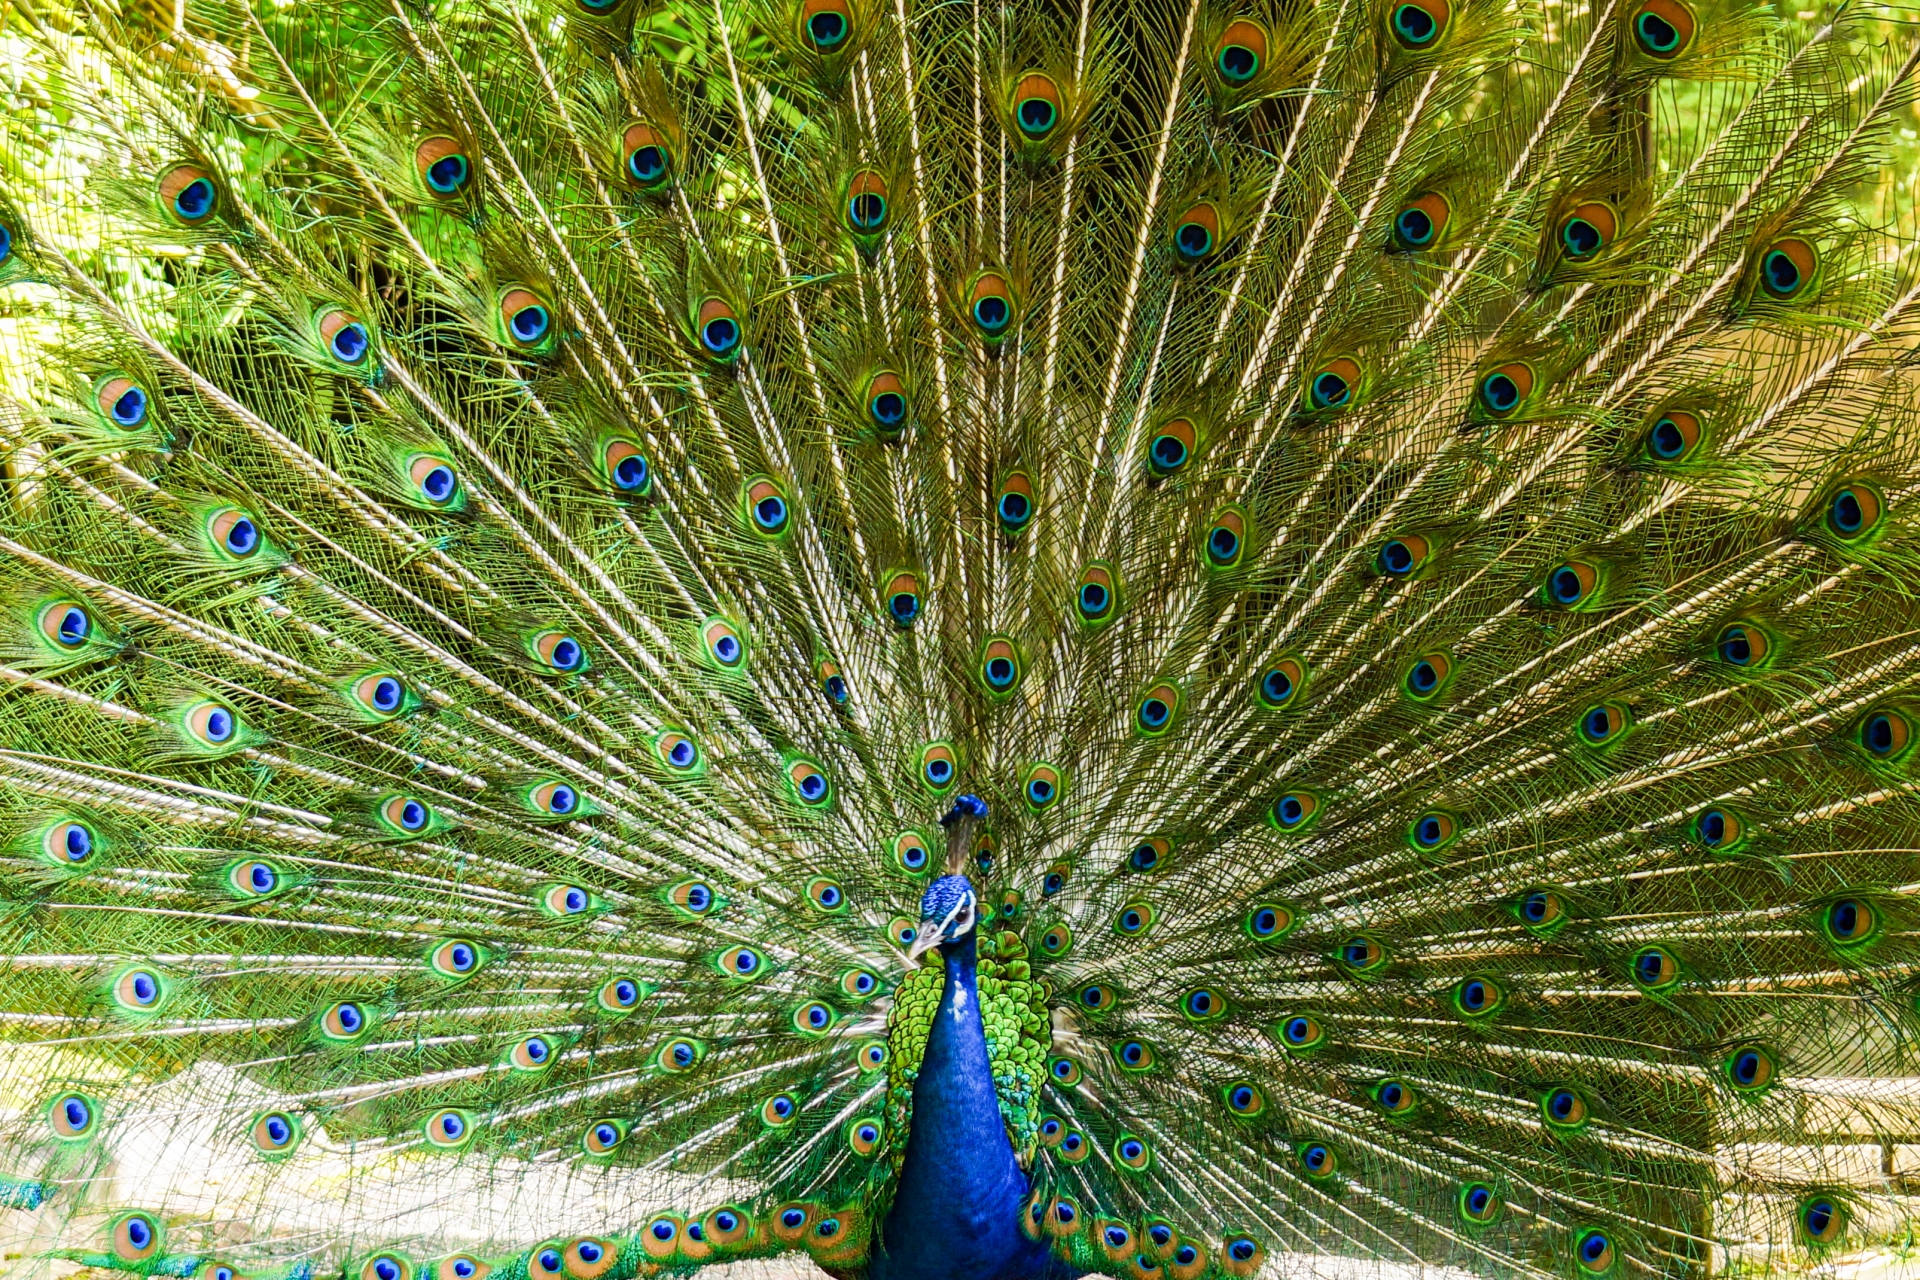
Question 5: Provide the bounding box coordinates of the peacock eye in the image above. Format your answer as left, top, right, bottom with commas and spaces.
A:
209, 508, 263, 559
1011, 74, 1062, 139
622, 124, 672, 189
1214, 20, 1267, 83
499, 289, 553, 349
187, 700, 241, 747
800, 0, 852, 49
227, 859, 281, 897
315, 310, 369, 367
415, 137, 470, 195
846, 171, 889, 234
48, 1091, 97, 1139
95, 376, 149, 428
1645, 410, 1703, 461
1389, 0, 1449, 46
45, 819, 95, 864
1202, 508, 1247, 569
969, 273, 1014, 337
409, 456, 459, 506
159, 164, 218, 223
697, 298, 742, 357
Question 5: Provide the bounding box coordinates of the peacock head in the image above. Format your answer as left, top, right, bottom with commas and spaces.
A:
905, 794, 988, 960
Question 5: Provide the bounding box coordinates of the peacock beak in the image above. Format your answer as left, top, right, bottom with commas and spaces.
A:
905, 887, 977, 963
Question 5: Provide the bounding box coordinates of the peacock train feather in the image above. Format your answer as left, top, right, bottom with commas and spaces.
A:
0, 0, 1917, 1276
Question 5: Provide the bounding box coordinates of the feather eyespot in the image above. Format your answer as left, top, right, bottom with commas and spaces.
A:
657, 1037, 704, 1071
1408, 810, 1458, 853
429, 939, 484, 979
1172, 204, 1222, 264
995, 473, 1035, 537
1046, 1197, 1082, 1235
1715, 623, 1770, 668
1075, 562, 1120, 625
42, 818, 96, 866
799, 0, 853, 50
576, 1120, 622, 1159
1800, 1197, 1845, 1245
158, 164, 217, 223
1023, 762, 1062, 810
1452, 975, 1505, 1017
436, 1257, 489, 1280
980, 636, 1023, 695
424, 1108, 473, 1148
1269, 789, 1320, 832
1214, 19, 1268, 82
1477, 361, 1534, 417
112, 971, 167, 1013
597, 976, 647, 1011
1305, 357, 1363, 412
1114, 1039, 1156, 1071
1136, 683, 1181, 735
1078, 983, 1116, 1013
209, 508, 263, 559
1113, 1135, 1151, 1171
861, 369, 908, 437
883, 570, 922, 627
743, 477, 791, 537
1558, 201, 1617, 259
1114, 900, 1156, 937
1459, 1183, 1501, 1225
845, 170, 889, 238
719, 946, 766, 980
857, 1041, 887, 1070
1338, 934, 1389, 975
1203, 506, 1248, 569
1146, 417, 1198, 477
696, 298, 742, 358
351, 672, 413, 719
1222, 1237, 1262, 1277
1824, 482, 1884, 540
1049, 1057, 1084, 1088
1392, 191, 1451, 251
1574, 1228, 1615, 1273
541, 884, 597, 916
1645, 409, 1703, 461
1820, 898, 1878, 948
892, 831, 930, 873
380, 794, 437, 835
1224, 1081, 1265, 1117
1630, 0, 1695, 58
508, 1035, 555, 1070
226, 859, 283, 898
1277, 1013, 1325, 1051
95, 376, 149, 429
1038, 923, 1073, 957
1856, 707, 1913, 761
48, 1092, 97, 1139
318, 310, 372, 366
362, 1257, 412, 1280
655, 731, 700, 774
846, 1118, 883, 1156
599, 439, 650, 495
1058, 1128, 1089, 1160
1042, 862, 1070, 895
497, 289, 553, 350
1515, 888, 1570, 934
807, 877, 847, 913
1297, 1142, 1338, 1180
529, 630, 587, 675
186, 699, 242, 748
36, 599, 94, 655
1404, 650, 1452, 700
111, 1213, 164, 1263
1630, 945, 1680, 991
250, 1110, 300, 1154
1126, 837, 1170, 873
1244, 903, 1295, 941
1576, 702, 1630, 746
969, 273, 1015, 337
1376, 533, 1430, 576
1373, 1078, 1419, 1115
1011, 74, 1063, 138
1180, 987, 1226, 1022
889, 916, 919, 947
415, 137, 470, 196
529, 780, 582, 818
621, 124, 672, 190
1722, 1043, 1776, 1093
319, 1000, 372, 1041
1389, 0, 1449, 47
701, 618, 746, 670
1542, 559, 1600, 608
1692, 806, 1747, 853
1758, 236, 1818, 300
917, 742, 958, 793
408, 455, 459, 506
760, 1094, 797, 1127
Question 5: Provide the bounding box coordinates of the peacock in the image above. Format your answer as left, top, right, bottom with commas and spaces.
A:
0, 0, 1919, 1275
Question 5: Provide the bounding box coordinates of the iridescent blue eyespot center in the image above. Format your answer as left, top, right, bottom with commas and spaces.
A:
1481, 372, 1520, 412
974, 295, 1010, 330
1636, 10, 1678, 49
225, 518, 259, 556
175, 179, 214, 220
427, 155, 468, 193
629, 147, 665, 182
331, 323, 369, 364
1397, 207, 1433, 244
111, 387, 147, 427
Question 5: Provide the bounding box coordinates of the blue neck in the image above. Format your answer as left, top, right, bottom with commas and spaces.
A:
871, 931, 1066, 1280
